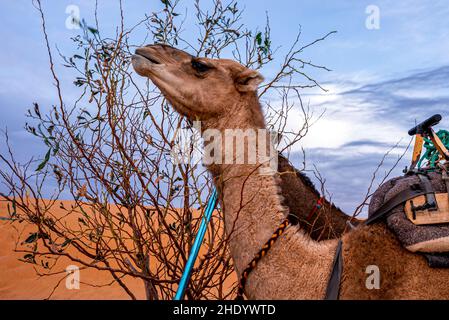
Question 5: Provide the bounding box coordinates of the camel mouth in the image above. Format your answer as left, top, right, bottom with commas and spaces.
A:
134, 48, 161, 65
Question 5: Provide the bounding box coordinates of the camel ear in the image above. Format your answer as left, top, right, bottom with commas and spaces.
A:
235, 69, 264, 93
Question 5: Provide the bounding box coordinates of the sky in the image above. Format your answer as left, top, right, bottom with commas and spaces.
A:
1, 0, 449, 216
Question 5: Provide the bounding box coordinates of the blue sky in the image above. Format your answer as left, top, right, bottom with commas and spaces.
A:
1, 1, 449, 215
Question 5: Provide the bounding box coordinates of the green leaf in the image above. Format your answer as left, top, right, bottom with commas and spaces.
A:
264, 38, 271, 48
79, 207, 89, 218
61, 238, 72, 248
22, 254, 36, 264
87, 27, 98, 34
23, 232, 39, 244
256, 32, 262, 45
33, 103, 41, 118
78, 217, 88, 226
161, 0, 171, 6
53, 143, 59, 156
36, 148, 51, 171
11, 200, 17, 217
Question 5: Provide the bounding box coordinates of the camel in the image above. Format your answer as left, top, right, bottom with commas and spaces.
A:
277, 154, 355, 240
132, 44, 449, 299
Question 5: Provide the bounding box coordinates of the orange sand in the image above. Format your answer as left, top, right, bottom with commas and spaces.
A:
0, 199, 235, 300
0, 201, 146, 299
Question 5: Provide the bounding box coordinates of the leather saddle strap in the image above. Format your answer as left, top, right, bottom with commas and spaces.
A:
364, 184, 430, 225
324, 239, 343, 300
417, 173, 437, 208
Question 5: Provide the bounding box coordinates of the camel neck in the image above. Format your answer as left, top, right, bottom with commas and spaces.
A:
203, 93, 266, 131
200, 94, 288, 273
210, 152, 287, 274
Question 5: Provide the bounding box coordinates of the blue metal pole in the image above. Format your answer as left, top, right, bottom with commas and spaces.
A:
174, 188, 218, 300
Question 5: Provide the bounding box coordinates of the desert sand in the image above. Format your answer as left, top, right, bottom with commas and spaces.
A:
0, 197, 236, 300
0, 201, 147, 299
0, 198, 207, 299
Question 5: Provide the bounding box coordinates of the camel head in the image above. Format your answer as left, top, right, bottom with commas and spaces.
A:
132, 44, 264, 120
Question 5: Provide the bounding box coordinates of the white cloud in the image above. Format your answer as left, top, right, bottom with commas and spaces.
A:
279, 64, 449, 214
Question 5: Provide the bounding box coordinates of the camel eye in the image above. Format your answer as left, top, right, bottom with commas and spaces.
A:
191, 59, 210, 73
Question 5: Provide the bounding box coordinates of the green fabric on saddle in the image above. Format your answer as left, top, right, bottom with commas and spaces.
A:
418, 129, 449, 169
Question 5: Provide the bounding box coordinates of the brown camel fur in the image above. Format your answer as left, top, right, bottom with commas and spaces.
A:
277, 154, 356, 240
132, 44, 449, 299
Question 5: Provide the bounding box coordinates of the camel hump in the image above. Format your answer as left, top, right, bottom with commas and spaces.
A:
368, 170, 449, 267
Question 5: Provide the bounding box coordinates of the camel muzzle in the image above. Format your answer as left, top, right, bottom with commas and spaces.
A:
134, 48, 162, 65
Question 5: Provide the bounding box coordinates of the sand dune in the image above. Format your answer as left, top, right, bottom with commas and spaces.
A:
0, 197, 236, 300
0, 199, 153, 300
0, 221, 147, 299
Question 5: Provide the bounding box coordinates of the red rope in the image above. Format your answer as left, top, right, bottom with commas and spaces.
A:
305, 197, 325, 222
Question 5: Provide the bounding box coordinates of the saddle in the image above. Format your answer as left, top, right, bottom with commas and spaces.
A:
325, 115, 449, 299
367, 169, 449, 267
365, 114, 449, 268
